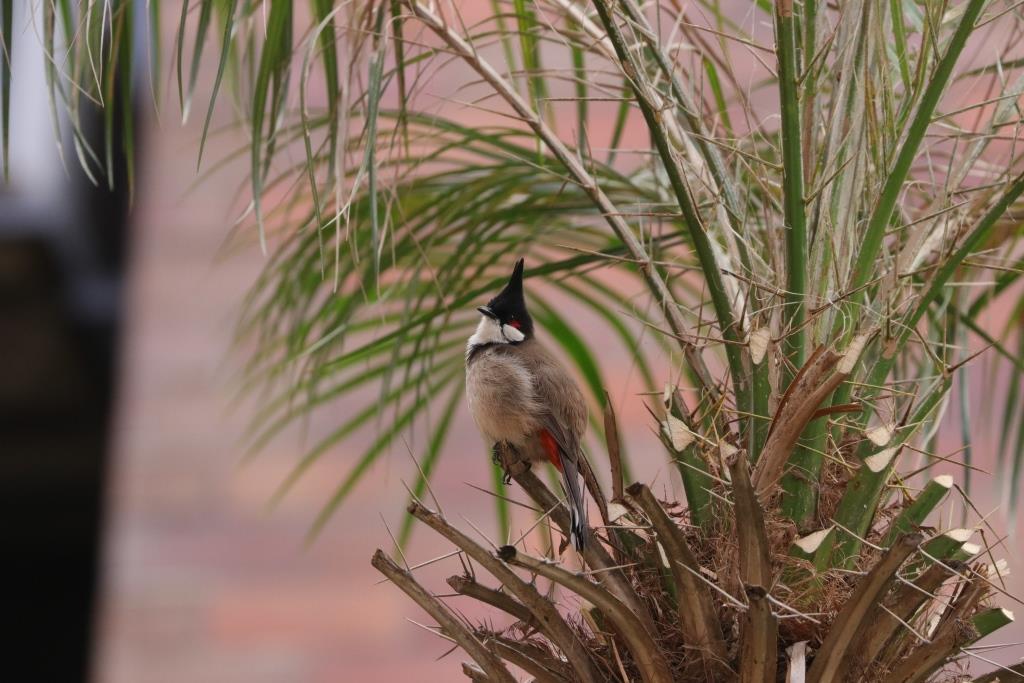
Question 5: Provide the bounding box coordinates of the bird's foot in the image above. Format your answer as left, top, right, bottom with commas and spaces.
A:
492, 442, 528, 485
503, 458, 530, 484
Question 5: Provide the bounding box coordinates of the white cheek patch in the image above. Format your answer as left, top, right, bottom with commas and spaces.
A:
469, 316, 506, 347
502, 324, 525, 343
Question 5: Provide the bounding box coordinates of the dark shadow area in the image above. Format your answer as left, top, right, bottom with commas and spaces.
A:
1, 102, 134, 682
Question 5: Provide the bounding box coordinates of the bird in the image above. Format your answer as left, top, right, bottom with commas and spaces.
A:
464, 258, 589, 551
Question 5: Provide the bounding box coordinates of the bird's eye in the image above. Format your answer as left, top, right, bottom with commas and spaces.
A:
508, 319, 521, 329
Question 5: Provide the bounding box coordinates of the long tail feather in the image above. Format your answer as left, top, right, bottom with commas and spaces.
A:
559, 455, 588, 551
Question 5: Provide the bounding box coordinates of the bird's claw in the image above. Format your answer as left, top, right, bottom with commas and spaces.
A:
503, 458, 531, 484
492, 442, 528, 485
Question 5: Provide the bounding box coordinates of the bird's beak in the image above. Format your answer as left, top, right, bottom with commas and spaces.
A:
477, 306, 497, 319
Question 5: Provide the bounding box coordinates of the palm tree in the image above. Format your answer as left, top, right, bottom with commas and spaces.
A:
8, 0, 1024, 680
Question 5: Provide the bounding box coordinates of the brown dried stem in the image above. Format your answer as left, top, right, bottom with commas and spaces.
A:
726, 454, 777, 683
371, 550, 516, 683
740, 585, 778, 683
407, 503, 600, 683
854, 561, 964, 672
753, 346, 847, 498
482, 633, 573, 683
808, 532, 923, 683
498, 545, 675, 683
446, 575, 535, 627
625, 481, 730, 676
505, 455, 655, 635
728, 453, 773, 589
883, 578, 987, 683
461, 662, 489, 682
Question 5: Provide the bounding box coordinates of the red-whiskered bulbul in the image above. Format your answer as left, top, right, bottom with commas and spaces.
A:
465, 258, 589, 550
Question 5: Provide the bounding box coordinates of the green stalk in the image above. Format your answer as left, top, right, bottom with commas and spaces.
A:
896, 1, 936, 129
905, 172, 1024, 339
147, 0, 161, 108
617, 0, 761, 454
789, 526, 834, 564
775, 0, 817, 520
250, 0, 293, 253
889, 0, 912, 88
785, 527, 835, 591
807, 1, 870, 342
488, 1, 518, 88
567, 17, 587, 153
881, 474, 953, 548
703, 57, 733, 135
605, 83, 631, 166
780, 418, 828, 525
827, 370, 863, 445
590, 0, 748, 416
775, 0, 808, 376
848, 0, 986, 295
511, 0, 549, 121
918, 528, 974, 566
957, 357, 974, 498
949, 537, 981, 563
671, 443, 714, 530
102, 0, 130, 190
618, 0, 747, 241
363, 6, 387, 276
310, 0, 339, 175
973, 608, 1015, 639
751, 358, 771, 462
800, 0, 817, 187
863, 170, 1024, 397
826, 170, 1024, 463
830, 378, 951, 567
390, 0, 410, 152
117, 0, 135, 201
490, 458, 511, 543
663, 395, 714, 530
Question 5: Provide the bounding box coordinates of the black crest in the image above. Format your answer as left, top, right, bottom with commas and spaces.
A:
480, 258, 533, 338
